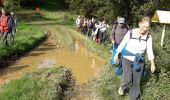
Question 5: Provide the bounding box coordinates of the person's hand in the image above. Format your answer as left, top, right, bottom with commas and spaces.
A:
151, 62, 156, 73
111, 40, 115, 44
114, 53, 119, 63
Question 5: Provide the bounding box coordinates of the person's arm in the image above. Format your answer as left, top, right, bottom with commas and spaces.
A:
110, 25, 116, 44
114, 31, 131, 63
146, 35, 156, 73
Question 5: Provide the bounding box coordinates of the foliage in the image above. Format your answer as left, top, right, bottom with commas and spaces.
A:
2, 0, 20, 11
67, 0, 170, 25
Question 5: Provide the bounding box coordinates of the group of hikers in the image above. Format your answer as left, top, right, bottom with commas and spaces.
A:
76, 15, 109, 44
0, 8, 17, 46
76, 15, 156, 100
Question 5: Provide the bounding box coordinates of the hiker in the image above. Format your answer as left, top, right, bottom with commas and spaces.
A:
98, 19, 109, 44
82, 17, 88, 35
76, 15, 81, 32
8, 11, 17, 44
0, 8, 9, 46
91, 20, 100, 41
110, 17, 128, 65
87, 18, 94, 37
114, 16, 156, 100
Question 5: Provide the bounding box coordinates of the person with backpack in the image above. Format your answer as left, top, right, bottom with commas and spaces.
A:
110, 17, 128, 65
8, 11, 17, 45
114, 16, 156, 100
98, 19, 109, 44
0, 8, 9, 46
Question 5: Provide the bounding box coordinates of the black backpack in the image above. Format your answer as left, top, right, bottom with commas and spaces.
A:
129, 30, 150, 42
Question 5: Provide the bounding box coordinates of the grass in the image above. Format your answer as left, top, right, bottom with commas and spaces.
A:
0, 66, 74, 100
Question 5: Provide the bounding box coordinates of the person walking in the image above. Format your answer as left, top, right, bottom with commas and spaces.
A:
0, 8, 9, 46
76, 15, 81, 32
98, 19, 109, 44
110, 17, 128, 65
114, 16, 156, 100
8, 11, 17, 44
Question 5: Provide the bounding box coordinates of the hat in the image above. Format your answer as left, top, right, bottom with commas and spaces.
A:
117, 17, 125, 24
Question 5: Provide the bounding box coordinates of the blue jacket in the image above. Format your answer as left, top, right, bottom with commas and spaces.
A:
122, 50, 144, 71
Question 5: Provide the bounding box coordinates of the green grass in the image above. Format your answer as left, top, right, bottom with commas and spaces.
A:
52, 26, 74, 48
0, 66, 74, 100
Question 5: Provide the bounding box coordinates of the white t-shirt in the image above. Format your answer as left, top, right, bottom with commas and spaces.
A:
117, 29, 154, 61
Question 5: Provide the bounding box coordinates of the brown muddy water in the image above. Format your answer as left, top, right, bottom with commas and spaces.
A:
0, 38, 106, 85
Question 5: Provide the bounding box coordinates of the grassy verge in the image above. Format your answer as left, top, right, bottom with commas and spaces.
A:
0, 66, 74, 100
0, 22, 46, 68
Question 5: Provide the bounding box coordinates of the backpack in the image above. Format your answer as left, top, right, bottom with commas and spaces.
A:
129, 30, 150, 42
0, 15, 8, 27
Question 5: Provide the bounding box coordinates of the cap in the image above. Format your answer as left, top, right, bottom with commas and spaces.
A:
117, 17, 125, 24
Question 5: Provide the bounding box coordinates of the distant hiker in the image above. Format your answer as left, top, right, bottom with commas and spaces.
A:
0, 8, 9, 46
82, 17, 88, 35
8, 11, 17, 44
114, 16, 156, 100
35, 6, 40, 16
91, 20, 100, 41
98, 19, 109, 44
110, 17, 128, 65
87, 17, 94, 37
76, 15, 81, 32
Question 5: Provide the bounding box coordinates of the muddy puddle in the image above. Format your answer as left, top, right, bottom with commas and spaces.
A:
0, 37, 106, 85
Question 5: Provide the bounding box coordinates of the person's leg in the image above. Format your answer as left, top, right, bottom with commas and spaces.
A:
9, 33, 14, 44
102, 32, 106, 43
129, 63, 144, 100
98, 31, 103, 44
2, 32, 8, 46
120, 57, 133, 92
1, 32, 4, 38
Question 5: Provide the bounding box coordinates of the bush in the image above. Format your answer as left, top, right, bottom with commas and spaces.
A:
2, 0, 20, 11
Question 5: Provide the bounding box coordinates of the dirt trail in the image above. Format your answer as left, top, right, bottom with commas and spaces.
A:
0, 24, 105, 100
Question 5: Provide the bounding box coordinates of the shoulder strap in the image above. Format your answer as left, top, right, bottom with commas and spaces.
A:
146, 33, 150, 41
129, 30, 151, 41
129, 30, 132, 39
112, 24, 118, 41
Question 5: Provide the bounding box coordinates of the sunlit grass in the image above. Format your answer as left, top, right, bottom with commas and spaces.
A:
0, 67, 73, 100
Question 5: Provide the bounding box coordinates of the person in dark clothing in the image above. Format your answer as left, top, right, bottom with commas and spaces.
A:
110, 17, 128, 65
8, 11, 17, 44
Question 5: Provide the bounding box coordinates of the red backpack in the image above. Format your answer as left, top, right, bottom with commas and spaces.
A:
0, 15, 8, 32
1, 15, 8, 26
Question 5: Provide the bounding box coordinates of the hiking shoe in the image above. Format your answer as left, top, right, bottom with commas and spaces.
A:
118, 87, 124, 95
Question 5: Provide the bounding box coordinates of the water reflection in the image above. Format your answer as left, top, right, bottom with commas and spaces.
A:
0, 39, 105, 85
